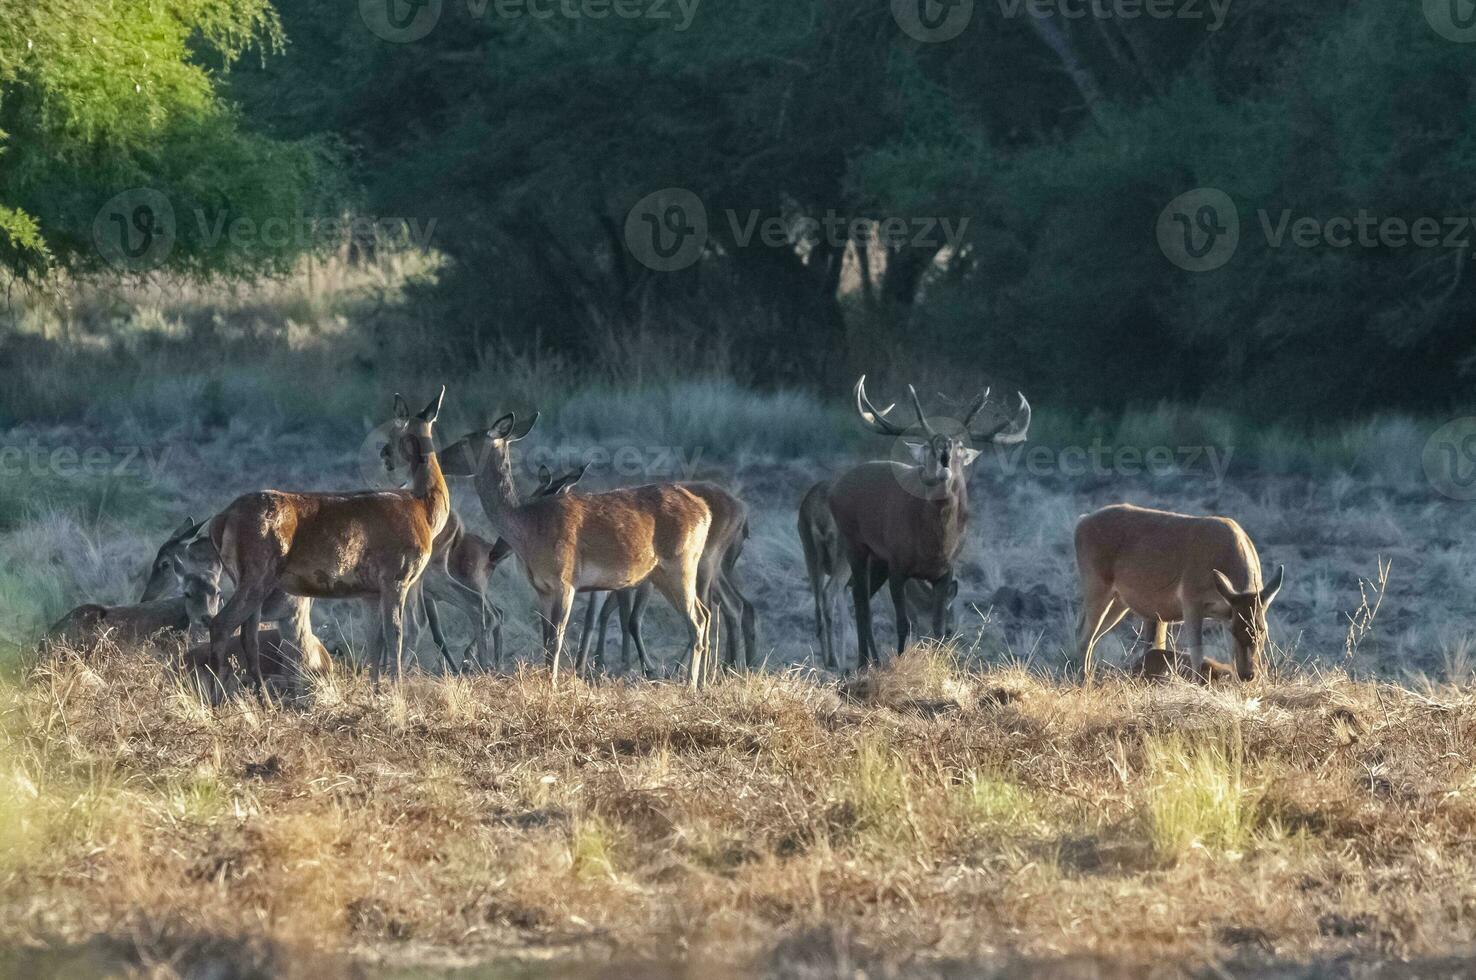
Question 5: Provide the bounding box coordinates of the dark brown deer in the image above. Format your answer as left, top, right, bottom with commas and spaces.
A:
799, 478, 958, 671
206, 389, 451, 691
438, 413, 713, 687
829, 376, 1030, 672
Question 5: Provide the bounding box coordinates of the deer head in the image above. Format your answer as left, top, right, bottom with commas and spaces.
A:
1211, 564, 1285, 680
141, 517, 207, 602
854, 375, 1031, 488
438, 412, 541, 481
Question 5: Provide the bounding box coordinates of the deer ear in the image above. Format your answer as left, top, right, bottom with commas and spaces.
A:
488, 413, 516, 439
394, 394, 410, 422
1211, 570, 1240, 603
905, 441, 928, 463
171, 517, 197, 540
418, 386, 445, 423
509, 411, 540, 442
956, 447, 982, 467
1260, 564, 1285, 606
537, 464, 552, 488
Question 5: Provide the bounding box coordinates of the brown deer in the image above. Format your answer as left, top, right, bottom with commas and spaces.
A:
140, 520, 327, 676
829, 376, 1030, 672
400, 462, 589, 674
575, 481, 755, 678
206, 388, 451, 690
438, 413, 713, 687
42, 571, 219, 657
798, 478, 957, 671
1075, 503, 1284, 682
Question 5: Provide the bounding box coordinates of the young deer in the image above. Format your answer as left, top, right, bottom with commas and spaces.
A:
207, 389, 451, 690
830, 376, 1030, 672
1075, 503, 1284, 682
43, 572, 219, 657
799, 478, 958, 671
439, 413, 713, 687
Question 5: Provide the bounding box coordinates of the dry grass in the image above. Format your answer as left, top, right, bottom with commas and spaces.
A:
2, 645, 1475, 975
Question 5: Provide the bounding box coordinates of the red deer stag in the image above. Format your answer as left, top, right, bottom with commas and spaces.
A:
206, 388, 451, 691
1075, 503, 1284, 682
799, 478, 958, 671
829, 376, 1030, 672
438, 414, 713, 687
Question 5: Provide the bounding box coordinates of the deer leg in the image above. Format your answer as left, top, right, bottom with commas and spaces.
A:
931, 572, 954, 643
847, 554, 877, 674
208, 570, 272, 703
239, 611, 267, 695
1076, 579, 1125, 682
626, 589, 653, 678
1182, 609, 1206, 682
821, 568, 849, 672
380, 586, 411, 684
541, 585, 575, 682
888, 574, 912, 658
575, 593, 597, 676
421, 595, 458, 675
594, 591, 618, 674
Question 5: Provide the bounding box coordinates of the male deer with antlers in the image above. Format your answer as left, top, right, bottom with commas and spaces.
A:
206, 388, 451, 691
1074, 503, 1284, 682
829, 376, 1031, 672
439, 413, 713, 687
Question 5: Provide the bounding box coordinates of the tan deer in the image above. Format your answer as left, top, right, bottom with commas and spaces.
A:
798, 478, 958, 671
206, 388, 451, 690
576, 481, 755, 678
400, 462, 589, 674
829, 376, 1030, 672
1074, 503, 1284, 682
140, 520, 328, 676
439, 413, 713, 687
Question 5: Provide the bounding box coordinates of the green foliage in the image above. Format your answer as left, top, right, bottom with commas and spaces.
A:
0, 0, 342, 279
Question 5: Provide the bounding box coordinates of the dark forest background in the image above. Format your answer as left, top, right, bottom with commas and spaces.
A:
4, 0, 1476, 419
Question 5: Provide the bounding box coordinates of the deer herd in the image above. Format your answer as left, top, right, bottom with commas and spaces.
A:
42, 378, 1285, 698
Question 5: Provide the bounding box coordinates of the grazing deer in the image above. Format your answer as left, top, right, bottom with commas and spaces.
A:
799, 478, 958, 671
829, 376, 1030, 672
1074, 503, 1284, 682
43, 571, 219, 657
439, 413, 713, 687
206, 389, 451, 690
140, 519, 326, 675
575, 481, 756, 678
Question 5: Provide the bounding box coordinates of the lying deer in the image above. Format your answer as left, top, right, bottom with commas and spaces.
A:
440, 413, 713, 687
1075, 503, 1284, 682
798, 478, 957, 671
830, 376, 1030, 671
575, 480, 756, 679
42, 572, 219, 657
207, 388, 451, 690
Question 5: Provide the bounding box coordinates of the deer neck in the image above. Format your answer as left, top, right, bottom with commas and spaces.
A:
473, 443, 535, 556
408, 430, 451, 535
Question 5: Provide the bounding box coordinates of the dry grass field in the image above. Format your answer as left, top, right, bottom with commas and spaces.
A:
4, 646, 1476, 979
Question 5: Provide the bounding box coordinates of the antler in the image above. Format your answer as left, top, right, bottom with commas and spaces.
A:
964, 389, 1032, 445
854, 375, 906, 436
906, 385, 935, 437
